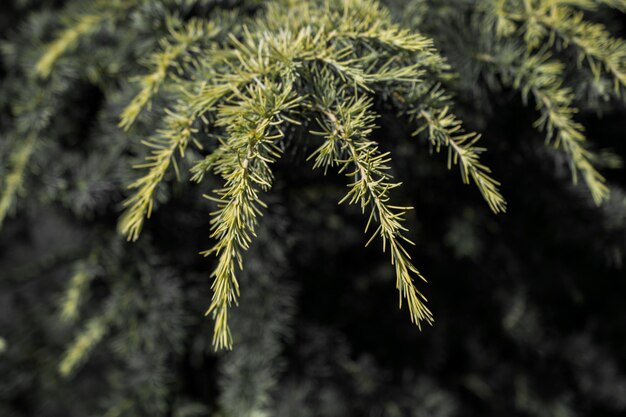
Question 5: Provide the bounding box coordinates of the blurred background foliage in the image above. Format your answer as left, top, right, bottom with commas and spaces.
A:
1, 1, 626, 416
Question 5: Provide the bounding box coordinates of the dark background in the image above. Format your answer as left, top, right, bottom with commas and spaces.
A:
1, 1, 626, 416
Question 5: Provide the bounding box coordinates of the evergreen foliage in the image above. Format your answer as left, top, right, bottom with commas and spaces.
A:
1, 0, 626, 415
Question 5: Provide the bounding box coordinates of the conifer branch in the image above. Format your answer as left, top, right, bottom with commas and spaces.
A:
116, 0, 506, 347
15, 0, 616, 356
330, 7, 436, 54
59, 255, 98, 323
190, 144, 228, 183
119, 18, 217, 130
543, 9, 626, 93
119, 75, 259, 242
0, 133, 36, 228
391, 78, 506, 214
506, 51, 609, 204
59, 313, 110, 377
416, 107, 507, 214
35, 14, 105, 78
555, 0, 626, 12
35, 1, 145, 78
493, 1, 626, 93
597, 0, 626, 12
58, 274, 134, 377
201, 81, 299, 350
312, 95, 433, 328
119, 103, 197, 241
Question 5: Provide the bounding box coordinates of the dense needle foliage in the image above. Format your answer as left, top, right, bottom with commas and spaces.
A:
1, 0, 625, 416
